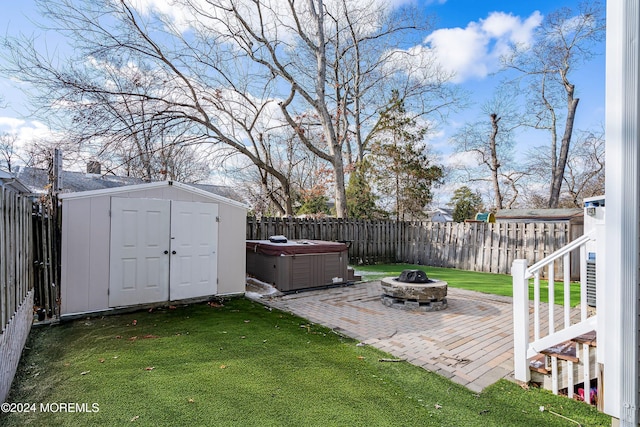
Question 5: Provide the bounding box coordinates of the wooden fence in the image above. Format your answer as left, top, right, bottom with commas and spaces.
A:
400, 221, 571, 275
246, 217, 400, 264
0, 184, 35, 403
32, 200, 60, 320
246, 217, 576, 276
0, 186, 33, 333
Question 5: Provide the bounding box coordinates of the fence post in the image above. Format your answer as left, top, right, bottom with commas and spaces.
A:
512, 258, 531, 383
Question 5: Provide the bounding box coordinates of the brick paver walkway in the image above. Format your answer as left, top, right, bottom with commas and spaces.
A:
253, 281, 516, 393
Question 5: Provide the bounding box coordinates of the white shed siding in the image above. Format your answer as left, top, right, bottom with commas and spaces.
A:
61, 196, 110, 315
60, 182, 247, 316
216, 201, 246, 295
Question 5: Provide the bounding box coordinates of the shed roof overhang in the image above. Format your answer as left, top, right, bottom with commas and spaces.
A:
57, 180, 249, 210
0, 170, 34, 194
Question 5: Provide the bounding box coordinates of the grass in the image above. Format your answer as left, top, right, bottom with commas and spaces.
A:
2, 298, 609, 427
354, 263, 582, 306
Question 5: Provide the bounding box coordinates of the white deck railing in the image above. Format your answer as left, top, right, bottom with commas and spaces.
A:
512, 231, 597, 403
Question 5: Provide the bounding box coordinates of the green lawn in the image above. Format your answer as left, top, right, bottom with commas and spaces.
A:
354, 263, 582, 306
2, 299, 609, 426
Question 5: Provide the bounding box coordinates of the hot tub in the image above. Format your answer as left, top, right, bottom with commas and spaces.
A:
246, 239, 349, 292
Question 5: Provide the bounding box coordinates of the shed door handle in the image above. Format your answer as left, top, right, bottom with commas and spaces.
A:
164, 250, 169, 254
172, 250, 177, 255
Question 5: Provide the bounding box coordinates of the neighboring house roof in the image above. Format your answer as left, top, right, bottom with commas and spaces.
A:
0, 169, 32, 193
424, 207, 453, 222
14, 166, 245, 204
495, 208, 583, 222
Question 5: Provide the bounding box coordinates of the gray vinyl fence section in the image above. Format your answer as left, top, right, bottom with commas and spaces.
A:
246, 217, 574, 276
1, 184, 34, 403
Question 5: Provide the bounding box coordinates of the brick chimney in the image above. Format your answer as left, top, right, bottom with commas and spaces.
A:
87, 161, 101, 175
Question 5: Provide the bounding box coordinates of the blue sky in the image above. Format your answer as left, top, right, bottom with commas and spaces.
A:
419, 0, 605, 152
0, 0, 605, 178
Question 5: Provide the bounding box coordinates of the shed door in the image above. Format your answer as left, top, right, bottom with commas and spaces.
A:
109, 198, 219, 308
109, 198, 171, 307
169, 201, 218, 300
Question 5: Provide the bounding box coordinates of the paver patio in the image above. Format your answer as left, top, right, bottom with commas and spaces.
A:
252, 281, 517, 393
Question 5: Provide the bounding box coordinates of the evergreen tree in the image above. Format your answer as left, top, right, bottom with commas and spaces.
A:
346, 161, 384, 219
449, 186, 484, 223
369, 91, 443, 220
296, 186, 331, 217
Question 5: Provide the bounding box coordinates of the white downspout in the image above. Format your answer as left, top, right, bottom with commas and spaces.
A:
605, 0, 639, 423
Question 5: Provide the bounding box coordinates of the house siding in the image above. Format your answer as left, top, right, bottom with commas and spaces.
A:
604, 0, 639, 422
217, 202, 246, 295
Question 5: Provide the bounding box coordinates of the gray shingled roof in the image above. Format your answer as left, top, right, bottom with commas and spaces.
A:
14, 166, 244, 203
495, 208, 582, 220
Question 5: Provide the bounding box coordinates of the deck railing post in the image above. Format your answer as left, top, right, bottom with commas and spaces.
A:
512, 259, 531, 382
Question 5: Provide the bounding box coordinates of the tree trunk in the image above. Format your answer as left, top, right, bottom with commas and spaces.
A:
489, 113, 503, 210
333, 155, 348, 217
548, 88, 579, 208
309, 0, 347, 218
347, 9, 364, 164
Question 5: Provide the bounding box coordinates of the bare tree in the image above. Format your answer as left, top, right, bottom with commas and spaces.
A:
226, 127, 331, 217
3, 0, 304, 213
561, 128, 605, 206
2, 0, 460, 217
502, 1, 605, 208
65, 64, 212, 181
500, 170, 527, 209
521, 127, 604, 208
322, 2, 458, 165
452, 88, 520, 210
0, 132, 18, 172
195, 0, 456, 216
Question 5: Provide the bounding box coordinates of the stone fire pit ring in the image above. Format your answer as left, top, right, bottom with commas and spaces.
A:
380, 276, 448, 312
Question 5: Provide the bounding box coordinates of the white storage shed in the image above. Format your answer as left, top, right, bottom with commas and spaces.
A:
58, 181, 248, 318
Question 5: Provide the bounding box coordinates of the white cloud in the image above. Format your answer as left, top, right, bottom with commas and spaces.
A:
442, 151, 477, 168
129, 0, 195, 33
415, 11, 543, 83
423, 25, 489, 83
15, 121, 51, 143
130, 0, 415, 41
0, 117, 52, 144
0, 117, 26, 130
0, 117, 57, 167
125, 2, 541, 87
0, 117, 53, 144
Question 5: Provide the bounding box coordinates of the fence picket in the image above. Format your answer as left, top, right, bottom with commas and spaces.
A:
1, 186, 37, 333
245, 217, 577, 275
0, 189, 6, 330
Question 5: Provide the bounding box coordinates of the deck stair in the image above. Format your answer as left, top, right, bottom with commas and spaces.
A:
529, 331, 598, 404
513, 231, 600, 406
347, 267, 362, 282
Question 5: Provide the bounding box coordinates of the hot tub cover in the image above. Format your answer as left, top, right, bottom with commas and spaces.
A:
246, 239, 348, 256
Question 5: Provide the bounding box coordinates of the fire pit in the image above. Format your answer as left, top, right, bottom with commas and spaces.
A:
381, 269, 447, 312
